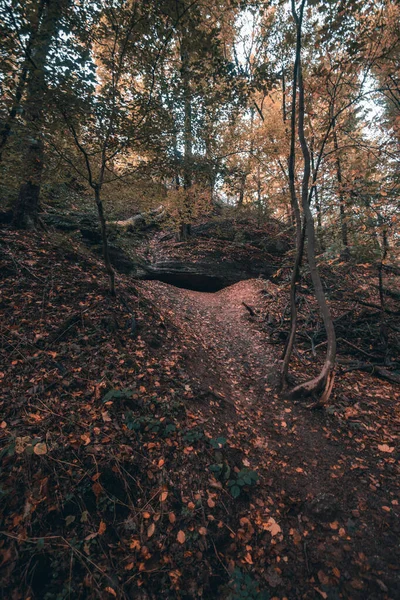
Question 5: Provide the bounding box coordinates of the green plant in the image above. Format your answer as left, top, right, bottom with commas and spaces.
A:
209, 436, 227, 449
182, 427, 205, 443
227, 469, 258, 499
124, 411, 176, 437
228, 568, 270, 600
102, 388, 134, 403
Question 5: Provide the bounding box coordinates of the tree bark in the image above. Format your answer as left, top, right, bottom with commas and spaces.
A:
332, 117, 349, 256
237, 172, 247, 207
289, 16, 336, 402
13, 0, 61, 229
94, 185, 115, 296
0, 0, 46, 162
179, 27, 193, 241
280, 0, 304, 389
311, 146, 324, 252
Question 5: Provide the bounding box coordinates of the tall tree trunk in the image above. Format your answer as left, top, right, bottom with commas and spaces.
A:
311, 146, 324, 252
289, 19, 336, 403
280, 0, 304, 389
94, 185, 115, 296
0, 0, 46, 162
179, 28, 192, 241
332, 118, 349, 257
377, 213, 389, 351
237, 172, 247, 207
257, 163, 262, 224
205, 133, 215, 203
13, 0, 61, 229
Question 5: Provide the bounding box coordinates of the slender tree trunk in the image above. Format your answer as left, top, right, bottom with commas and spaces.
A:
13, 0, 61, 229
377, 214, 389, 350
94, 185, 115, 296
289, 28, 336, 403
332, 118, 349, 256
257, 163, 262, 224
179, 28, 193, 241
237, 172, 247, 207
311, 146, 324, 252
205, 134, 215, 202
280, 0, 304, 389
0, 0, 45, 162
282, 67, 287, 124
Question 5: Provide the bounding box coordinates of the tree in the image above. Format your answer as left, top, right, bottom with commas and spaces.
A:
12, 0, 68, 228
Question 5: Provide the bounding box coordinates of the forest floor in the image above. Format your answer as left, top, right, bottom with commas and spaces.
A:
141, 278, 400, 599
0, 226, 399, 600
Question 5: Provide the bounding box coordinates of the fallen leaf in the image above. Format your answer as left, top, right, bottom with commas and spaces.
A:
263, 517, 281, 536
147, 523, 155, 538
33, 442, 47, 455
378, 444, 394, 453
177, 530, 186, 544
318, 570, 330, 585
160, 491, 168, 502
98, 521, 106, 535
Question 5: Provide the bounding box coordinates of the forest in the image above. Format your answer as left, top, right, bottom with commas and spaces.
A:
0, 0, 399, 598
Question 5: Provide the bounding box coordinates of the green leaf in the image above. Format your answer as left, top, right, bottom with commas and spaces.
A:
231, 485, 241, 498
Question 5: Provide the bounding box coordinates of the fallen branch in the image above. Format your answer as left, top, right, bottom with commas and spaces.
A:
342, 362, 400, 384
242, 302, 256, 317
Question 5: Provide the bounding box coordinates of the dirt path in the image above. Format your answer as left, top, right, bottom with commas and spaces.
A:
142, 278, 400, 599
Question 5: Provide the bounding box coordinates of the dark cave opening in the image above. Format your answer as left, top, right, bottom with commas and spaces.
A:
148, 272, 230, 292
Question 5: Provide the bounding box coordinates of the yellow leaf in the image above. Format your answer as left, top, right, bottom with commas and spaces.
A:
33, 442, 47, 455
177, 530, 186, 544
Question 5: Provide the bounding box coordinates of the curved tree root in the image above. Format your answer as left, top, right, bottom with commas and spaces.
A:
288, 364, 335, 408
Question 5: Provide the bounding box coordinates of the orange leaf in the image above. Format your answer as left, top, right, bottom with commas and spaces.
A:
98, 521, 106, 535
147, 523, 155, 538
378, 444, 394, 453
33, 442, 47, 455
160, 491, 168, 502
177, 530, 186, 544
263, 517, 281, 536
169, 512, 176, 524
